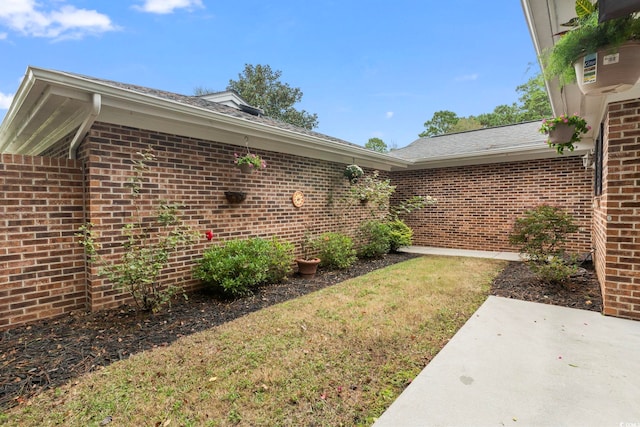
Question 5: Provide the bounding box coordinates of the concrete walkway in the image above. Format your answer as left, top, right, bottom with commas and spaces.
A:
401, 246, 522, 261
373, 296, 640, 427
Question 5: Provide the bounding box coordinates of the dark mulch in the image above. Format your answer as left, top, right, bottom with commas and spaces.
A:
0, 253, 602, 411
490, 260, 602, 313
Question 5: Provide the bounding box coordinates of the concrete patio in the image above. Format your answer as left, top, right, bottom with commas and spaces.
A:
374, 295, 640, 427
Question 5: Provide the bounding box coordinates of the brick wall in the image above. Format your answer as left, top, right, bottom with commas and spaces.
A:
594, 99, 640, 320
77, 123, 376, 311
391, 157, 593, 253
0, 154, 86, 329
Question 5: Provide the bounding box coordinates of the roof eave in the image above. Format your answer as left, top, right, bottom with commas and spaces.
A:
0, 67, 411, 170
395, 142, 594, 170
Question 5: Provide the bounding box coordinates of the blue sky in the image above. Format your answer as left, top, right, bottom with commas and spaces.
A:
0, 0, 538, 148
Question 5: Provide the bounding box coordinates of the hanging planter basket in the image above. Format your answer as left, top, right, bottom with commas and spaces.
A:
238, 163, 254, 174
224, 191, 247, 203
574, 41, 640, 95
547, 123, 576, 145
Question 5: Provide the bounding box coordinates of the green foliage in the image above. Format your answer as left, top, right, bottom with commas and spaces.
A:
358, 220, 391, 259
419, 72, 551, 136
312, 232, 357, 269
227, 64, 319, 129
365, 137, 388, 153
539, 113, 591, 154
389, 195, 437, 220
476, 103, 522, 127
449, 116, 483, 133
193, 237, 294, 297
516, 72, 553, 120
77, 151, 198, 313
543, 6, 640, 86
387, 219, 413, 252
509, 205, 579, 284
419, 110, 460, 137
343, 164, 364, 183
350, 171, 395, 211
357, 219, 413, 258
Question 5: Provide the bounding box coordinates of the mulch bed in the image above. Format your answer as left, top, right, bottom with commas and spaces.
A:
0, 253, 602, 411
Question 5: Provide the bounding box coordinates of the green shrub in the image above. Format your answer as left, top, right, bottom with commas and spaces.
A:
387, 219, 413, 252
194, 237, 294, 297
312, 232, 357, 269
358, 220, 391, 259
77, 151, 198, 313
508, 205, 579, 284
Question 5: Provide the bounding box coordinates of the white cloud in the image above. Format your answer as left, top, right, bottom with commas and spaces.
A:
0, 0, 117, 40
0, 91, 14, 109
135, 0, 204, 14
455, 73, 479, 82
385, 111, 394, 119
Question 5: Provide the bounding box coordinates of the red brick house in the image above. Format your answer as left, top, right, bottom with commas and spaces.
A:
0, 59, 622, 328
521, 0, 640, 320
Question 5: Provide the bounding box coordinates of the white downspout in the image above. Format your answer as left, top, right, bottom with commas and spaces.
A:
68, 93, 101, 159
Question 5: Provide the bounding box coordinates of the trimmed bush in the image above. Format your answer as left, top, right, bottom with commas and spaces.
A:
358, 220, 391, 259
193, 237, 294, 297
387, 218, 413, 252
508, 205, 579, 284
313, 232, 357, 269
358, 219, 413, 258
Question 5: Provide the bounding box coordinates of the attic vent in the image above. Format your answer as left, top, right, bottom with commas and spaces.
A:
239, 104, 263, 116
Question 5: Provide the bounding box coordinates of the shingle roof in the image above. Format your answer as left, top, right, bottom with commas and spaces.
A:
63, 71, 363, 149
388, 121, 546, 160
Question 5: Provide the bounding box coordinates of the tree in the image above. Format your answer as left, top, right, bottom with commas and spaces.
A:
365, 137, 388, 153
516, 73, 553, 121
419, 110, 460, 137
418, 71, 552, 136
449, 116, 483, 133
227, 64, 319, 130
476, 103, 522, 128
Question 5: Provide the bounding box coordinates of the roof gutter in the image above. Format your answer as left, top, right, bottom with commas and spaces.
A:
68, 93, 101, 159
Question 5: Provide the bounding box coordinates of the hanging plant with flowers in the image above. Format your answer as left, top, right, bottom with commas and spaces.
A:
539, 113, 591, 154
234, 150, 266, 170
344, 164, 364, 183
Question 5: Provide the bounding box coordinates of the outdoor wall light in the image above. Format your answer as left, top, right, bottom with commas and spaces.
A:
582, 150, 594, 169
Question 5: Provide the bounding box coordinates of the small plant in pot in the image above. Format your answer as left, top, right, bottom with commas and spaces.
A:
295, 232, 321, 277
539, 113, 591, 154
542, 0, 640, 95
234, 150, 266, 173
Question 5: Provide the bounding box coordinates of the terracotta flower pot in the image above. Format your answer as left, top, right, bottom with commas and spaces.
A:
574, 41, 640, 95
296, 258, 321, 277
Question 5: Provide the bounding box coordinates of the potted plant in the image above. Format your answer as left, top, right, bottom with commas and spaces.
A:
543, 1, 640, 95
344, 164, 364, 183
539, 113, 591, 154
234, 150, 267, 174
295, 232, 321, 277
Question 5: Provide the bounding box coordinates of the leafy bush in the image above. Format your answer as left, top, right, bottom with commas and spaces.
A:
194, 237, 294, 297
358, 220, 391, 259
509, 205, 579, 284
312, 232, 357, 269
387, 219, 413, 252
357, 219, 414, 258
77, 151, 198, 313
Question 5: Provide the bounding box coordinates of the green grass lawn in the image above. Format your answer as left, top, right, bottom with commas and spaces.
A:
2, 256, 505, 427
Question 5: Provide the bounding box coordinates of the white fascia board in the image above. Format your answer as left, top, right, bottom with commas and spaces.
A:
0, 68, 36, 152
